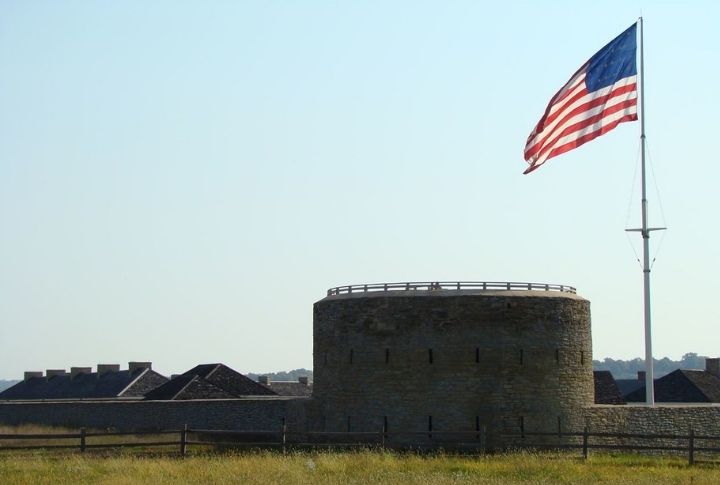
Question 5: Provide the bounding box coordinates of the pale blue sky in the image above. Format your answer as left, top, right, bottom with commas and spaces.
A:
1, 1, 718, 378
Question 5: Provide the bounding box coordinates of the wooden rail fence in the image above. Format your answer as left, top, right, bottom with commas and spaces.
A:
507, 427, 720, 465
0, 427, 485, 455
1, 426, 719, 464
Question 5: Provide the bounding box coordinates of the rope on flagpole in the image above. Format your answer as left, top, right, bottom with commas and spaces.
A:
625, 139, 643, 268
645, 139, 668, 269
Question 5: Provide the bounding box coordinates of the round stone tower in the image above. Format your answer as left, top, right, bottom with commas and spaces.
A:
311, 281, 592, 449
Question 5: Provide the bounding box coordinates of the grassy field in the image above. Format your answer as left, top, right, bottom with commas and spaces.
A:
1, 450, 719, 484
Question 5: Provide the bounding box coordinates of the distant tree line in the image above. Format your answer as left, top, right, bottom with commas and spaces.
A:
246, 368, 313, 382
593, 353, 708, 379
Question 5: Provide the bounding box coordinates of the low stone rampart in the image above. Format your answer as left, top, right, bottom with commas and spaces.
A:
0, 397, 309, 432
585, 404, 720, 435
512, 405, 720, 452
583, 404, 720, 450
2, 399, 718, 451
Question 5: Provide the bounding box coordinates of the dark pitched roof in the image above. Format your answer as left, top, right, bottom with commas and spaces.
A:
0, 369, 168, 400
186, 364, 221, 379
145, 364, 277, 400
625, 369, 720, 403
615, 378, 645, 398
194, 364, 276, 397
144, 374, 196, 400
593, 371, 625, 404
117, 370, 168, 397
683, 370, 720, 401
174, 377, 237, 400
260, 381, 313, 397
144, 374, 237, 400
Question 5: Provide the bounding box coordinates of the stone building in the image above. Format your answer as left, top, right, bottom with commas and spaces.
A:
615, 373, 646, 398
145, 363, 276, 400
0, 362, 166, 400
624, 359, 720, 403
258, 375, 313, 397
593, 371, 626, 405
311, 282, 592, 447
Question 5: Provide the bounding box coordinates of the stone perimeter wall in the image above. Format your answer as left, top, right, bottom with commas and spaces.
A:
2, 399, 718, 451
0, 398, 308, 432
585, 405, 720, 435
503, 405, 720, 451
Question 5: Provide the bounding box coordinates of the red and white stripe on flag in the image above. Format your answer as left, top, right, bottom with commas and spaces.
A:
523, 24, 638, 174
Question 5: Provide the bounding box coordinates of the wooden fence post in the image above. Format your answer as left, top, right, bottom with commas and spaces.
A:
380, 427, 385, 449
688, 428, 695, 466
582, 426, 589, 460
282, 424, 287, 454
480, 425, 487, 454
180, 424, 187, 457
80, 428, 86, 453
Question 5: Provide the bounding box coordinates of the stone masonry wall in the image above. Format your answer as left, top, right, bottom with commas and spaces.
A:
583, 405, 720, 453
0, 397, 308, 432
312, 290, 593, 449
506, 405, 720, 451
585, 404, 720, 436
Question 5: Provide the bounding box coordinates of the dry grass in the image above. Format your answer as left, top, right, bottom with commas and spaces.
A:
0, 449, 719, 484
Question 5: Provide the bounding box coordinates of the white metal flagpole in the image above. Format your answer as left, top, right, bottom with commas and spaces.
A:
627, 16, 665, 406
638, 15, 654, 406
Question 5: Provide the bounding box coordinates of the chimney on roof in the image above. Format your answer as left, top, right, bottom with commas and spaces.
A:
24, 371, 43, 381
298, 376, 309, 385
128, 362, 152, 373
97, 364, 120, 376
637, 371, 646, 382
70, 367, 92, 379
706, 358, 720, 377
46, 369, 67, 378
258, 375, 270, 385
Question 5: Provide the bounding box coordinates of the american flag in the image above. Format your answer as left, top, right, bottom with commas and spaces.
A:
523, 23, 638, 174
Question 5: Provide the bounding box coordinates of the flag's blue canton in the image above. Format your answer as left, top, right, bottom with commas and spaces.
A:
586, 23, 637, 92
